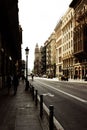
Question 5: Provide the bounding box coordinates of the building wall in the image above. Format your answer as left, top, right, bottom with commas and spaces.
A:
61, 8, 74, 79
70, 0, 87, 79
46, 33, 56, 78
0, 0, 22, 88
40, 46, 46, 75
54, 8, 74, 79
46, 40, 51, 77
55, 20, 63, 78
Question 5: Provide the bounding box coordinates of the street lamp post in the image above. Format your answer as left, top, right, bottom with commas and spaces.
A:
25, 47, 29, 91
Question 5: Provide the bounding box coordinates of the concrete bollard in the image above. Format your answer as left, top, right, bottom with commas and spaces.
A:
40, 95, 43, 119
49, 105, 54, 130
35, 90, 38, 106
32, 86, 34, 100
25, 80, 29, 91
29, 84, 32, 93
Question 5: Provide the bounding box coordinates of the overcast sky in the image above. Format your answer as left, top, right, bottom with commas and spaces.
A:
18, 0, 72, 70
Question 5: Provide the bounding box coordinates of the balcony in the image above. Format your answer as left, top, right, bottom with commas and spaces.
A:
76, 6, 87, 23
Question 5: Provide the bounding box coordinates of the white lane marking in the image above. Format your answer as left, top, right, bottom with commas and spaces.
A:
43, 93, 54, 97
43, 93, 48, 96
37, 81, 87, 103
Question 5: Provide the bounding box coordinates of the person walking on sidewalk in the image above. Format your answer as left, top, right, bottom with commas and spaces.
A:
13, 74, 19, 95
31, 73, 34, 81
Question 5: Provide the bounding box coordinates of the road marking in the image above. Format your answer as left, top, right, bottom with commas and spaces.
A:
43, 93, 54, 97
37, 81, 87, 103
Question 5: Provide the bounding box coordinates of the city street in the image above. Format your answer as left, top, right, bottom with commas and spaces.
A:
29, 77, 87, 130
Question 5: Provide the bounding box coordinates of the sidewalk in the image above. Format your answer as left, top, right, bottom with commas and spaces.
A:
40, 77, 87, 83
0, 80, 48, 130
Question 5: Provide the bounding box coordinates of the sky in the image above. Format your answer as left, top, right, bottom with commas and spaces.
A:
18, 0, 72, 71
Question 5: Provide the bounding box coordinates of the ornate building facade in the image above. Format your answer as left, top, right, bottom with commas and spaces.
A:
70, 0, 87, 79
46, 33, 56, 78
62, 8, 74, 79
54, 20, 63, 78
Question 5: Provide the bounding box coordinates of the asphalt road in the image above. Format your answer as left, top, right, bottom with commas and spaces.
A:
29, 77, 87, 130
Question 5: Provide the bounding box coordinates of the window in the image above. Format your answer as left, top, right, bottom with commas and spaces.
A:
71, 21, 72, 28
71, 31, 72, 37
59, 57, 61, 63
69, 42, 70, 48
59, 66, 62, 72
59, 48, 61, 54
71, 40, 73, 47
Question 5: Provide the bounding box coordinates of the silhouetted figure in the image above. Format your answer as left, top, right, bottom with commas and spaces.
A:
31, 74, 34, 81
85, 74, 87, 81
22, 75, 25, 83
13, 74, 19, 95
7, 75, 11, 95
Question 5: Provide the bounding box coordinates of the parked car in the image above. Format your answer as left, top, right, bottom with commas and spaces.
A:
42, 75, 47, 78
47, 74, 53, 78
61, 75, 68, 81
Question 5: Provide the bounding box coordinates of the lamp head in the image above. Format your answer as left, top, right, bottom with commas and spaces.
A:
25, 47, 29, 55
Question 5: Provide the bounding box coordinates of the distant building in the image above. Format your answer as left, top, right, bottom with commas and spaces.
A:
40, 45, 46, 75
46, 33, 56, 78
34, 44, 41, 76
54, 20, 63, 78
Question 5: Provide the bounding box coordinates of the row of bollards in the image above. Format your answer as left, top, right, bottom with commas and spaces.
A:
40, 95, 43, 119
35, 90, 38, 106
29, 83, 54, 130
49, 105, 54, 130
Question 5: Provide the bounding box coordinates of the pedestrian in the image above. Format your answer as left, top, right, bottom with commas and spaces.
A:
22, 74, 25, 83
13, 74, 19, 95
7, 75, 11, 95
31, 73, 34, 81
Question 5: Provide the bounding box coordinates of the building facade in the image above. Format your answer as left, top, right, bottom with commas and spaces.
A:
40, 45, 46, 75
46, 40, 51, 77
46, 33, 56, 78
54, 20, 63, 78
0, 0, 22, 88
70, 0, 87, 79
62, 8, 74, 79
33, 0, 87, 80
